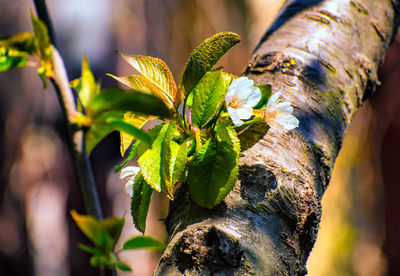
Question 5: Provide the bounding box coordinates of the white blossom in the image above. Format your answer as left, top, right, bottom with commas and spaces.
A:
263, 92, 299, 131
119, 166, 140, 197
225, 77, 262, 126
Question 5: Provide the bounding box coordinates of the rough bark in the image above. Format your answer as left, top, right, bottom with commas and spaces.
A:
155, 0, 400, 275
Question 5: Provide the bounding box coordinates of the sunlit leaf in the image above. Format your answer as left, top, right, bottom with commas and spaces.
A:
162, 122, 177, 197
180, 32, 241, 96
108, 74, 174, 110
78, 55, 98, 108
70, 210, 109, 250
105, 117, 152, 146
71, 211, 124, 252
0, 32, 37, 55
120, 112, 150, 157
253, 84, 271, 109
117, 53, 177, 107
115, 140, 141, 173
131, 173, 153, 233
138, 124, 169, 192
122, 236, 166, 251
191, 69, 231, 128
0, 55, 27, 72
90, 88, 171, 119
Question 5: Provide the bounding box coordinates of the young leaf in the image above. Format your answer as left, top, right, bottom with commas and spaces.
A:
78, 244, 103, 256
180, 32, 241, 96
115, 262, 132, 272
90, 88, 171, 118
187, 138, 239, 208
30, 13, 50, 58
253, 84, 272, 109
120, 112, 150, 156
131, 173, 153, 233
0, 55, 27, 71
105, 117, 152, 146
115, 140, 141, 173
117, 53, 177, 107
100, 216, 124, 249
162, 122, 178, 197
108, 74, 174, 110
78, 55, 98, 108
0, 32, 37, 55
215, 121, 241, 153
122, 236, 166, 251
191, 69, 231, 128
71, 210, 124, 252
70, 210, 109, 250
171, 139, 189, 186
138, 124, 169, 192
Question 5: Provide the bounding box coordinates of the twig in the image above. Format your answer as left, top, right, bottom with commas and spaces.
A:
33, 0, 103, 220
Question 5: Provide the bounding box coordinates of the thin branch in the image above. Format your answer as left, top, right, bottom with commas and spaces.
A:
33, 0, 103, 220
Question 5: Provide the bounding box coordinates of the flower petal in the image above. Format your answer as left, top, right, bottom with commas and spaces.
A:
275, 102, 293, 114
235, 106, 253, 120
227, 106, 244, 126
125, 179, 134, 197
274, 113, 299, 131
244, 86, 262, 107
120, 166, 140, 180
266, 92, 281, 108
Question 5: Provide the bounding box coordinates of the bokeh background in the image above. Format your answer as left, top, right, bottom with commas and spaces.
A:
0, 0, 399, 275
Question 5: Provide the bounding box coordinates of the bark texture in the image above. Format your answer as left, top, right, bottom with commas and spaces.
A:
155, 0, 400, 275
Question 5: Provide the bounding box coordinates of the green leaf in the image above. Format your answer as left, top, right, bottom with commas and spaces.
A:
30, 13, 50, 57
120, 112, 150, 156
117, 53, 177, 107
78, 244, 103, 256
78, 55, 98, 108
70, 210, 109, 250
138, 124, 169, 192
172, 139, 189, 185
186, 91, 194, 107
100, 217, 124, 248
180, 32, 241, 96
131, 173, 153, 233
161, 123, 188, 197
115, 262, 132, 272
0, 55, 27, 72
253, 84, 271, 109
71, 210, 124, 252
215, 121, 241, 153
162, 122, 177, 197
191, 69, 231, 128
115, 140, 141, 173
0, 32, 37, 55
85, 122, 114, 155
187, 138, 239, 208
122, 236, 166, 251
90, 88, 171, 119
108, 74, 174, 110
105, 117, 152, 146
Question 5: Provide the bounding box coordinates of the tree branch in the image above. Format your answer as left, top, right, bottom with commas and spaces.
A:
155, 0, 399, 274
33, 0, 103, 219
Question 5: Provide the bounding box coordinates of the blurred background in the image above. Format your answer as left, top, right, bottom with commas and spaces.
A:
0, 0, 399, 275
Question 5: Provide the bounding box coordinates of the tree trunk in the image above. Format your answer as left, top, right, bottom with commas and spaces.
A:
155, 0, 400, 274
